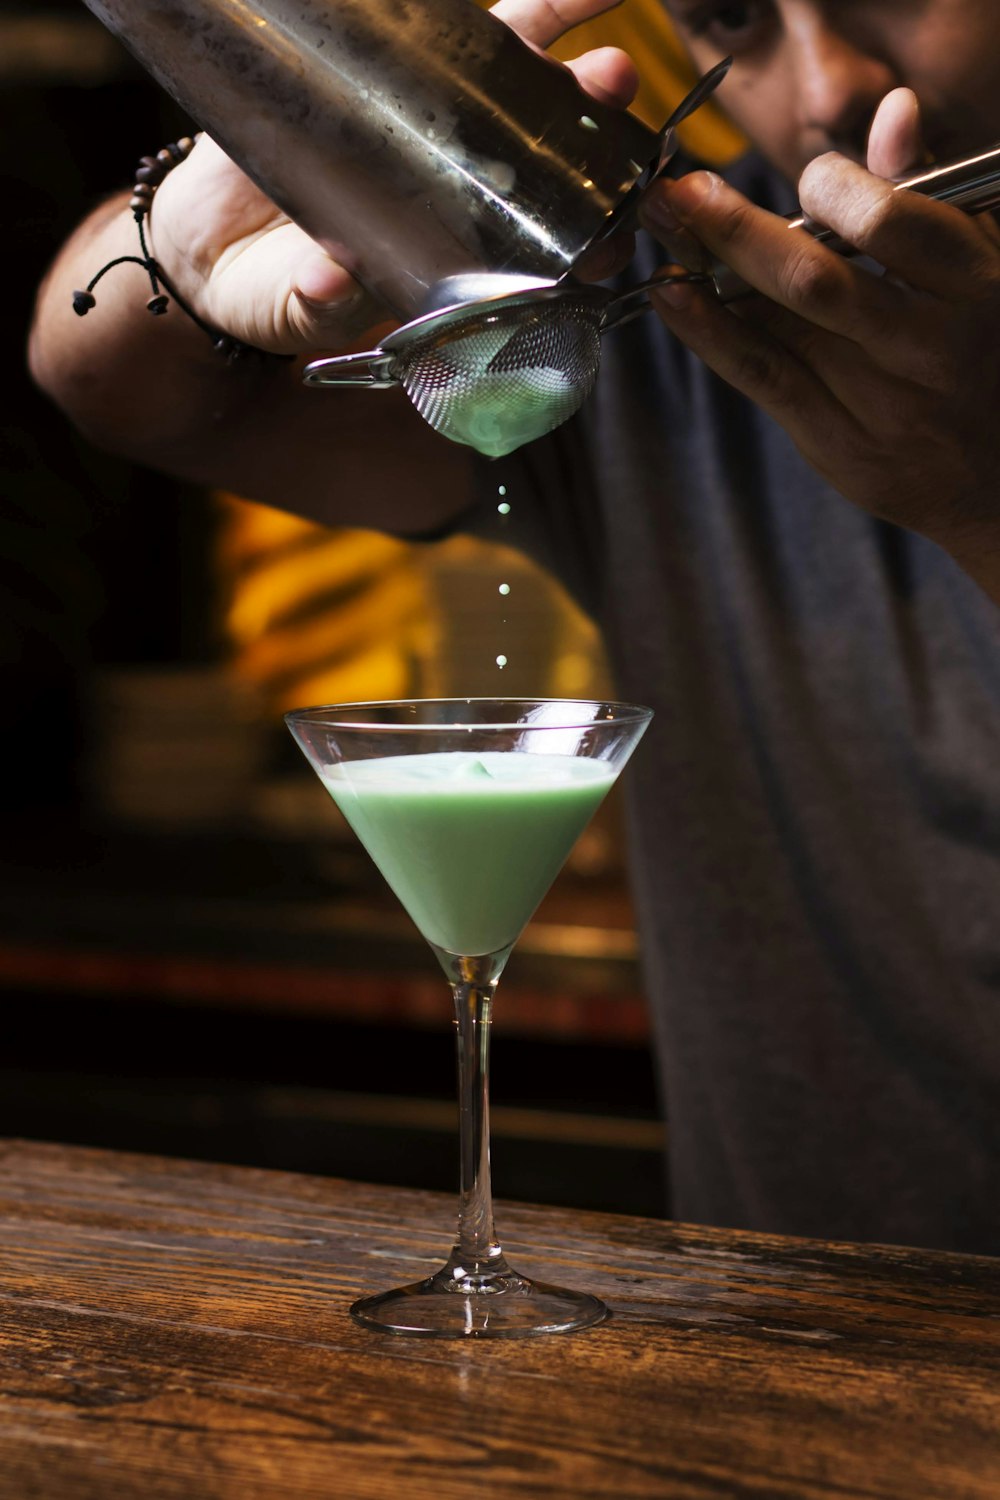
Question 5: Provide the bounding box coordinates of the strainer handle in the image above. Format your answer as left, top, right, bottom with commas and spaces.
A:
303, 349, 397, 388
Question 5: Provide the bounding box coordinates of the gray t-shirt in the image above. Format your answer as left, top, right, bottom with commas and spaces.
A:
482, 154, 1000, 1255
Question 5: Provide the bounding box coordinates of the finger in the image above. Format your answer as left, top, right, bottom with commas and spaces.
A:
797, 152, 1000, 301
726, 223, 986, 403
647, 278, 849, 455
644, 171, 907, 346
729, 295, 865, 407
564, 45, 638, 109
490, 0, 623, 50
635, 190, 711, 271
866, 88, 926, 180
574, 228, 635, 282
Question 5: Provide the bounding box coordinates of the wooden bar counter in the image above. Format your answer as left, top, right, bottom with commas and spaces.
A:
0, 1139, 997, 1499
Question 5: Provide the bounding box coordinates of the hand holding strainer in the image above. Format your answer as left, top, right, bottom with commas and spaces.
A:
78, 0, 1000, 458
305, 135, 1000, 456
302, 57, 735, 457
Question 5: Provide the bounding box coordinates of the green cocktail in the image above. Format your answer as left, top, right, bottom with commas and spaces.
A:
319, 750, 615, 957
287, 698, 651, 1338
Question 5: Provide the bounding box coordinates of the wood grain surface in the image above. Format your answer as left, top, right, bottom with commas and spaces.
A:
0, 1139, 997, 1500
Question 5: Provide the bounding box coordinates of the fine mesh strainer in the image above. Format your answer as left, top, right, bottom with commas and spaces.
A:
300, 56, 736, 458
303, 284, 613, 458
304, 138, 1000, 457
402, 296, 605, 458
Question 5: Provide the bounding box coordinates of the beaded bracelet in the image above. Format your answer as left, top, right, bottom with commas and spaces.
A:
73, 135, 284, 363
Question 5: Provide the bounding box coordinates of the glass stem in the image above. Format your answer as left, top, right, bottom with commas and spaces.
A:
450, 976, 508, 1279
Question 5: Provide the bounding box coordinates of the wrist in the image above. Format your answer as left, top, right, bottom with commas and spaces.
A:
72, 136, 290, 367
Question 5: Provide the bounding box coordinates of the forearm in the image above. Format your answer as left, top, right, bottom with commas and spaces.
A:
28, 194, 472, 535
30, 193, 262, 461
28, 1, 639, 536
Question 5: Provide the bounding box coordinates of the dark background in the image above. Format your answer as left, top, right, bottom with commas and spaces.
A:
0, 3, 664, 1218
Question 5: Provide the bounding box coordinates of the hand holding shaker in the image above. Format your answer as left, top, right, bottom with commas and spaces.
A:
79, 0, 679, 454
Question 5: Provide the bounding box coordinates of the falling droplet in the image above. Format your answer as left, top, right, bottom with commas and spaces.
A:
496, 654, 507, 670
497, 502, 511, 516
498, 582, 510, 596
579, 115, 599, 132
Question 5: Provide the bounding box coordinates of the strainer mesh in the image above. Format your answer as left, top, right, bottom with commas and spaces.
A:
393, 297, 604, 458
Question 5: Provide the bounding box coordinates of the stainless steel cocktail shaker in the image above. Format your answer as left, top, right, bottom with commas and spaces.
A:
80, 0, 662, 323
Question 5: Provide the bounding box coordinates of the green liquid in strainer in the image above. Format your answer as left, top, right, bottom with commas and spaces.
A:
429, 368, 585, 457
401, 303, 603, 457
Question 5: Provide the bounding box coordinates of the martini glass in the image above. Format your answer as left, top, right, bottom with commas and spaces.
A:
286, 697, 651, 1337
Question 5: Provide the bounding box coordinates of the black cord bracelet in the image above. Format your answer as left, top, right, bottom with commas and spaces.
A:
73, 136, 289, 363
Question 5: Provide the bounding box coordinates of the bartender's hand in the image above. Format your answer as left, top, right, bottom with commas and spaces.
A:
639, 89, 1000, 578
149, 0, 639, 356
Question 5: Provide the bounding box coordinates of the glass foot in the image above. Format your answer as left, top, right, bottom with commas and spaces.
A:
351, 1265, 608, 1338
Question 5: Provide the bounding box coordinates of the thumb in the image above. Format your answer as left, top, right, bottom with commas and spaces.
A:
289, 248, 383, 345
866, 87, 927, 180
